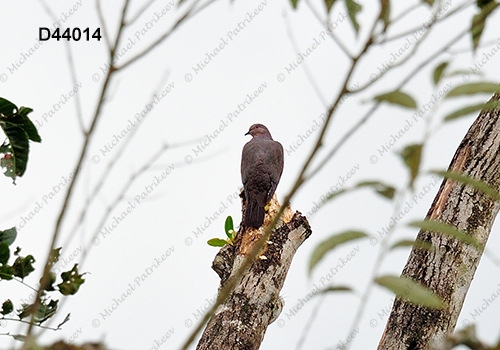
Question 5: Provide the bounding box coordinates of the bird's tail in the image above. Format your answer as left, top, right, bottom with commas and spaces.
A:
244, 200, 265, 229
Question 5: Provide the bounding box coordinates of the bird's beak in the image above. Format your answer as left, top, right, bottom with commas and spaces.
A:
245, 131, 250, 136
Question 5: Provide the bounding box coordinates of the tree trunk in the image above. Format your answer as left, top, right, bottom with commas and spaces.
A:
378, 93, 500, 350
196, 194, 312, 350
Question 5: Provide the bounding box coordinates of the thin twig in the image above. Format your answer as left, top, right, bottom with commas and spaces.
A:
117, 0, 217, 70
23, 0, 132, 343
283, 10, 329, 107
343, 189, 409, 350
37, 0, 85, 133
304, 0, 353, 59
0, 320, 62, 331
96, 0, 112, 51
380, 0, 473, 44
81, 143, 169, 260
61, 70, 172, 252
127, 0, 158, 25
295, 293, 326, 350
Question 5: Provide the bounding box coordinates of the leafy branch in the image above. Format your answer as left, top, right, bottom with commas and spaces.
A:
0, 98, 41, 184
0, 227, 84, 336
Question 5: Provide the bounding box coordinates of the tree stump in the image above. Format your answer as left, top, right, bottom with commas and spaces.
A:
196, 193, 312, 350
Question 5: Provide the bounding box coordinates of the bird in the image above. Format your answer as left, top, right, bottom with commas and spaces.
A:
241, 124, 284, 229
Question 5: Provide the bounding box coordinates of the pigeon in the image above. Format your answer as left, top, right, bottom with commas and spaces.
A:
241, 124, 284, 228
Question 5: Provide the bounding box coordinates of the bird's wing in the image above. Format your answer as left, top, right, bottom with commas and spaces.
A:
269, 141, 284, 183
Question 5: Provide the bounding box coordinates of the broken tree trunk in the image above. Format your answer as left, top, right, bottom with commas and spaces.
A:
196, 193, 312, 350
378, 93, 500, 350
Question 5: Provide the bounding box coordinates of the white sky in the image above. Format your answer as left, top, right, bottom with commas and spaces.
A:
1, 0, 500, 349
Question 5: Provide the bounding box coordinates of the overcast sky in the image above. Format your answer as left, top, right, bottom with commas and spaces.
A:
1, 0, 500, 349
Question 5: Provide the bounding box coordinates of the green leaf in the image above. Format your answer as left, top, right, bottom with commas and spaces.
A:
477, 0, 495, 9
374, 90, 417, 109
290, 0, 299, 9
325, 181, 395, 204
0, 227, 17, 246
17, 107, 32, 117
309, 230, 367, 274
325, 0, 336, 13
432, 170, 500, 201
326, 188, 348, 201
58, 264, 86, 295
356, 181, 396, 199
471, 13, 484, 53
409, 220, 483, 250
35, 299, 58, 324
18, 303, 36, 319
400, 144, 422, 189
12, 255, 35, 280
0, 152, 15, 180
42, 272, 57, 292
346, 0, 361, 34
4, 115, 41, 143
57, 313, 71, 328
0, 98, 18, 117
471, 2, 500, 52
319, 286, 352, 294
1, 122, 30, 179
12, 334, 26, 341
207, 238, 228, 247
433, 62, 448, 85
49, 247, 62, 268
444, 100, 500, 122
1, 299, 13, 315
375, 275, 445, 309
0, 98, 40, 182
0, 243, 9, 265
450, 69, 482, 78
224, 216, 234, 239
446, 82, 500, 98
378, 0, 390, 30
389, 239, 433, 251
0, 265, 13, 280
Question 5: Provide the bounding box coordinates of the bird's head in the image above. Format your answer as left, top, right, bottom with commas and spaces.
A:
245, 124, 272, 139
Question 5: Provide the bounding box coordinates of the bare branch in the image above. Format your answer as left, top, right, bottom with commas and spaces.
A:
283, 10, 329, 107
127, 0, 157, 26
381, 0, 473, 44
304, 0, 353, 59
23, 0, 133, 342
37, 0, 85, 133
117, 0, 217, 70
96, 0, 113, 51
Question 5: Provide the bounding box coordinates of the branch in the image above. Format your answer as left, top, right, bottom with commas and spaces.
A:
430, 325, 492, 350
96, 0, 112, 51
23, 0, 132, 342
304, 0, 353, 59
37, 0, 85, 133
117, 0, 217, 70
283, 10, 329, 107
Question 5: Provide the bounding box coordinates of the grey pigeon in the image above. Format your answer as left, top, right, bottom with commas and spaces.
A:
241, 124, 284, 228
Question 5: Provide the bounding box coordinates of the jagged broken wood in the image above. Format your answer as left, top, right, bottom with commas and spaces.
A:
196, 193, 311, 350
378, 93, 500, 350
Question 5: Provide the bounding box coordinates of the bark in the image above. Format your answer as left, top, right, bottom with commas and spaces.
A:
196, 193, 311, 350
378, 93, 500, 350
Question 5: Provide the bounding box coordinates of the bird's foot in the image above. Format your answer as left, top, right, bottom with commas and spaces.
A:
264, 201, 271, 212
